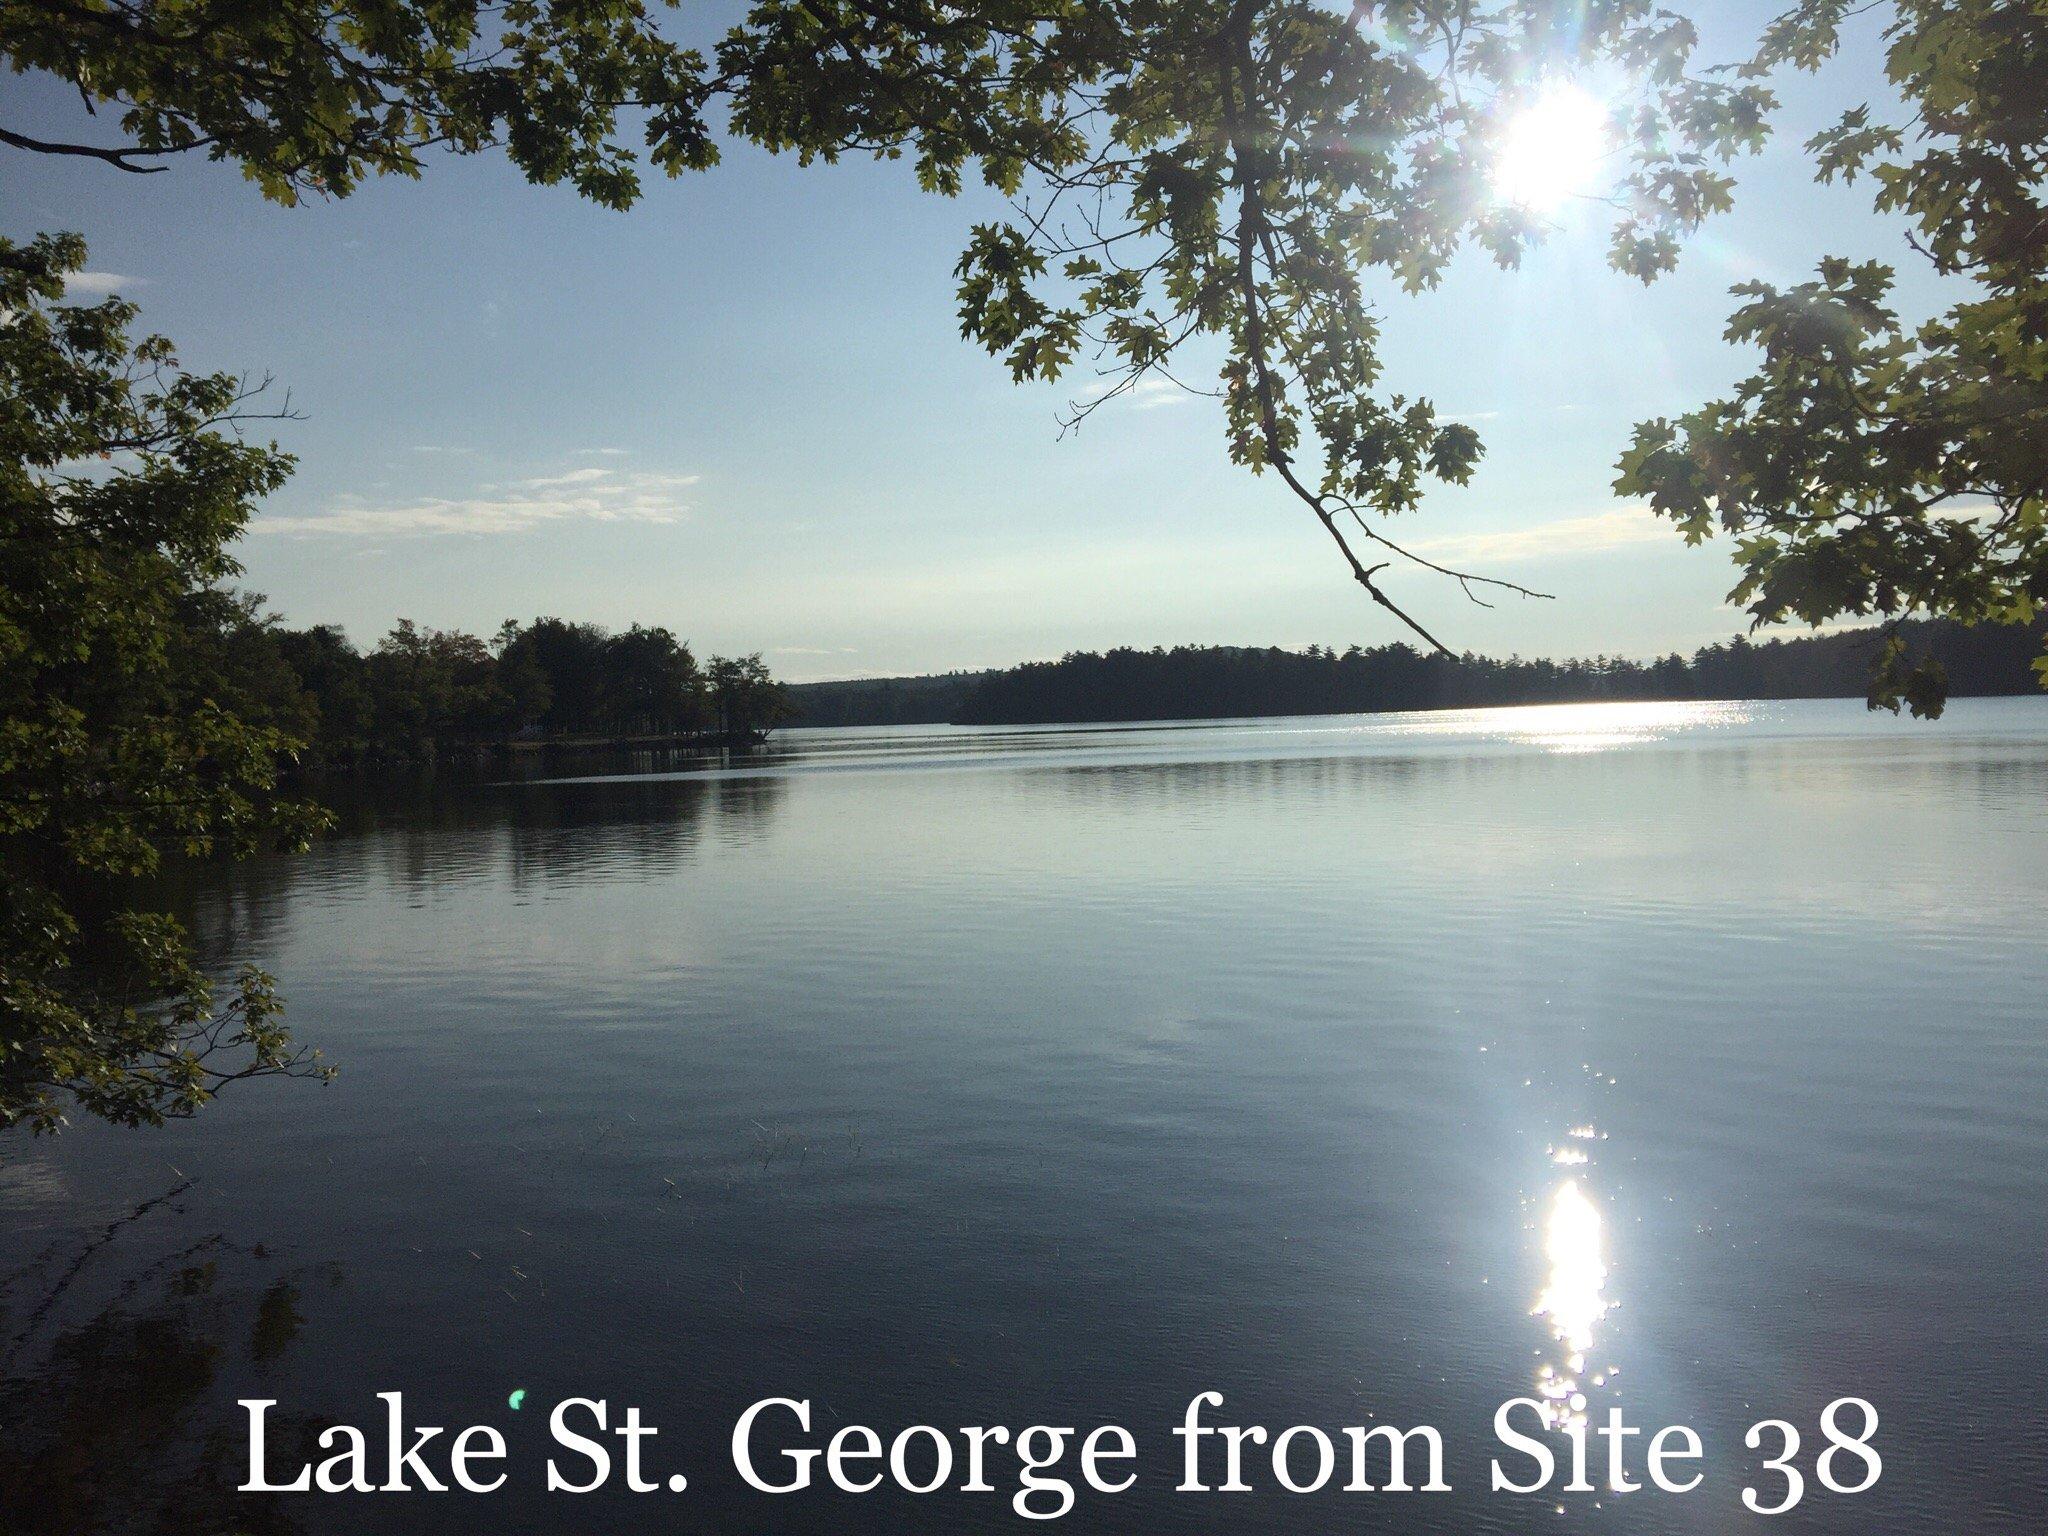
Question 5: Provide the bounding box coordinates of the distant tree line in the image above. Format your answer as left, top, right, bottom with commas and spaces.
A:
235, 613, 792, 768
782, 670, 998, 728
942, 621, 2048, 727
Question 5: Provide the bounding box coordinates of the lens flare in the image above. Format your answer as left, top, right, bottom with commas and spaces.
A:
1493, 84, 1611, 213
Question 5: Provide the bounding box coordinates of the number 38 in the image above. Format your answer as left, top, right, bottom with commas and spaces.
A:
1743, 1397, 1882, 1515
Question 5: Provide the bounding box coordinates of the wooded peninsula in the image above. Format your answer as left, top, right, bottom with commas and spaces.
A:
227, 614, 794, 767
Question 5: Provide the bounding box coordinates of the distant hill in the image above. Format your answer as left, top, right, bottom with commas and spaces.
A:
787, 621, 2046, 727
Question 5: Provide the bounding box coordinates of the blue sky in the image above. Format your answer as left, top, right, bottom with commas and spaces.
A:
6, 6, 1942, 681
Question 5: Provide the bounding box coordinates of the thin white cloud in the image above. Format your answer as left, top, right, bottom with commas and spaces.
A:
520, 466, 611, 487
1126, 376, 1191, 409
1751, 615, 1874, 638
64, 271, 144, 297
1076, 373, 1198, 410
411, 444, 476, 455
573, 447, 631, 457
1441, 404, 1581, 424
1406, 506, 1672, 565
257, 468, 700, 537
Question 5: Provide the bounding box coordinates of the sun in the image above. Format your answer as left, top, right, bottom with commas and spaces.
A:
1492, 82, 1611, 214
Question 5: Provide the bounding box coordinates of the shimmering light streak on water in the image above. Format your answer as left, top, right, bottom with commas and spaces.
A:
1534, 1178, 1612, 1431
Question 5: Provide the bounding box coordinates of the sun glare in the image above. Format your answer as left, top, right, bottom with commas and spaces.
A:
1533, 1178, 1611, 1430
1493, 83, 1611, 214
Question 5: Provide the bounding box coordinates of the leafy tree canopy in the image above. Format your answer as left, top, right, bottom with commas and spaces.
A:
1617, 1, 2048, 715
0, 0, 717, 203
6, 4, 2042, 697
5, 0, 1771, 643
0, 233, 331, 1131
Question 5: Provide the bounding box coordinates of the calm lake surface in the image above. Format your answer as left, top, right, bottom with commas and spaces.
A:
4, 698, 2045, 1532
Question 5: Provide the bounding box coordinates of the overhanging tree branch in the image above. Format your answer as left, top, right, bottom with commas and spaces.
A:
0, 124, 179, 171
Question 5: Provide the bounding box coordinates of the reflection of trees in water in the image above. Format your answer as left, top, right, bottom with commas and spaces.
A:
150, 856, 303, 976
1034, 751, 1445, 808
484, 772, 790, 892
0, 1186, 333, 1535
710, 774, 787, 851
162, 766, 790, 965
497, 778, 716, 893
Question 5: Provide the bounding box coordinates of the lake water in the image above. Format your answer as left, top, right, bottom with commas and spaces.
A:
4, 698, 2045, 1532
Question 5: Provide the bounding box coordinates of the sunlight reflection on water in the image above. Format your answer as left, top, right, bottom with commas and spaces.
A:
1534, 1177, 1613, 1431
9, 698, 2048, 1532
542, 699, 1779, 786
1387, 700, 1760, 755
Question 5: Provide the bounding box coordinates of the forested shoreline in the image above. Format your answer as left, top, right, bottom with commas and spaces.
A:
211, 610, 2048, 762
224, 612, 793, 769
786, 621, 2048, 728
